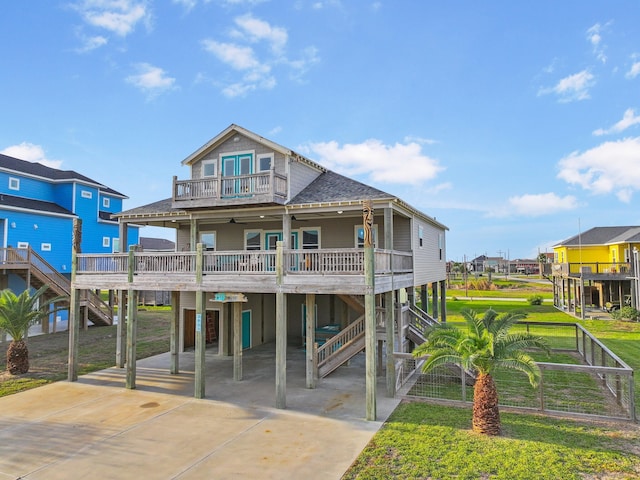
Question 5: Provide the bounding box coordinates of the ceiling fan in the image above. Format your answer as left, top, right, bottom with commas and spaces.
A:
291, 215, 307, 222
229, 218, 247, 225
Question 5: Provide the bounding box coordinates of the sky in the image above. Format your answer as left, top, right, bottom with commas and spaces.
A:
2, 1, 640, 262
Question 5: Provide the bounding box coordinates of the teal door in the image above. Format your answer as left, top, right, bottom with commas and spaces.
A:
222, 153, 253, 196
242, 310, 251, 350
265, 232, 299, 270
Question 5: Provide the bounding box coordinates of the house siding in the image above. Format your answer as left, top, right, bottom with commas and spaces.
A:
413, 219, 447, 285
288, 160, 322, 200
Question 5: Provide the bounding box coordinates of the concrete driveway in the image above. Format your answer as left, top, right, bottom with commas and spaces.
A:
0, 345, 399, 479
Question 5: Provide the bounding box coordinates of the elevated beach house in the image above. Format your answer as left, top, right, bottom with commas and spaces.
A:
68, 125, 448, 419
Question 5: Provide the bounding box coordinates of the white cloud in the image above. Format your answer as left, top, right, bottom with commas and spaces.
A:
404, 135, 437, 145
300, 139, 443, 185
505, 193, 578, 217
73, 0, 151, 37
172, 0, 197, 11
593, 108, 640, 136
201, 14, 317, 97
586, 23, 608, 64
557, 136, 640, 202
0, 143, 63, 169
75, 34, 108, 53
538, 70, 595, 102
125, 63, 177, 98
626, 60, 640, 79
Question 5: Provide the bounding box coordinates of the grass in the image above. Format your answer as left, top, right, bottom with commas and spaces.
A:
343, 402, 640, 480
0, 307, 171, 397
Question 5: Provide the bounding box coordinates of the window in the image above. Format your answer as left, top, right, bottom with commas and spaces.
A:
103, 197, 110, 208
418, 225, 424, 248
245, 231, 261, 251
200, 232, 216, 251
41, 243, 52, 252
81, 190, 92, 199
203, 159, 217, 177
17, 242, 29, 249
8, 177, 19, 190
438, 233, 444, 261
302, 229, 319, 249
103, 237, 110, 248
112, 238, 120, 253
355, 225, 378, 248
257, 154, 273, 172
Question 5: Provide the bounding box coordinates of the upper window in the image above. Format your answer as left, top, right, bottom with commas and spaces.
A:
17, 241, 29, 249
355, 225, 378, 248
200, 232, 216, 251
103, 197, 110, 208
8, 177, 19, 191
81, 190, 93, 199
245, 231, 261, 251
438, 233, 444, 260
257, 154, 273, 172
203, 159, 217, 177
418, 225, 424, 248
302, 229, 320, 249
102, 237, 110, 248
41, 243, 52, 252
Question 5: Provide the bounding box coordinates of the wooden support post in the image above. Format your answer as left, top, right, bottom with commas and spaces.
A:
116, 290, 126, 368
432, 282, 439, 320
306, 293, 316, 389
275, 240, 287, 409
83, 290, 89, 331
67, 288, 80, 382
67, 218, 81, 382
233, 302, 242, 381
170, 291, 180, 374
440, 280, 447, 322
385, 290, 395, 397
194, 243, 206, 398
363, 200, 377, 421
190, 219, 197, 252
125, 288, 137, 389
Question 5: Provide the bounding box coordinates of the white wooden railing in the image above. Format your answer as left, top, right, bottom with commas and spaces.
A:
173, 171, 287, 202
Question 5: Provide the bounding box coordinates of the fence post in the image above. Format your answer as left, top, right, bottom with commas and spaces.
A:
629, 373, 636, 421
539, 369, 545, 412
461, 368, 466, 403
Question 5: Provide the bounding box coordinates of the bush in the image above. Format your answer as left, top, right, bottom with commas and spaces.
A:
528, 294, 543, 306
610, 306, 640, 322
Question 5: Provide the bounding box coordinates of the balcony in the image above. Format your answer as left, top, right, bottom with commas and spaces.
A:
551, 261, 632, 278
74, 248, 414, 295
172, 172, 288, 208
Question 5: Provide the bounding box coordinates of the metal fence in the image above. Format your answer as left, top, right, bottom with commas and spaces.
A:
395, 321, 635, 422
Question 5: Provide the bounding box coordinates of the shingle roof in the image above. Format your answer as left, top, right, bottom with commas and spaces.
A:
0, 153, 126, 197
558, 226, 640, 246
0, 193, 74, 216
289, 170, 393, 204
140, 237, 176, 250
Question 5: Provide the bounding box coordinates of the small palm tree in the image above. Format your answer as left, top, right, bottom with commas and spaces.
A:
413, 308, 549, 435
0, 286, 65, 375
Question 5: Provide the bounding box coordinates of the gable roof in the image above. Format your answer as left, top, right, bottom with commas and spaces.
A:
556, 226, 640, 247
181, 124, 326, 173
289, 170, 392, 204
0, 192, 74, 217
0, 153, 126, 198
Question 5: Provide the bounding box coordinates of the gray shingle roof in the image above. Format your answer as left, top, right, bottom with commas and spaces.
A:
558, 226, 640, 246
0, 193, 74, 216
140, 237, 176, 250
289, 170, 393, 204
0, 153, 125, 197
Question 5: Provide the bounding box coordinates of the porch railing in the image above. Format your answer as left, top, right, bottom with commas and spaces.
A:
552, 261, 632, 276
77, 248, 414, 276
173, 171, 287, 202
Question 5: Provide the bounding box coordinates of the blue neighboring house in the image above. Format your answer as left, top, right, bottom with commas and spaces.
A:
0, 153, 139, 327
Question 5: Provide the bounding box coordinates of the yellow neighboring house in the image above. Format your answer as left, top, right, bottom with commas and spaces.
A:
551, 226, 640, 316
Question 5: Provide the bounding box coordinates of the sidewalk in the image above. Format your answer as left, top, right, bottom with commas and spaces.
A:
0, 345, 399, 479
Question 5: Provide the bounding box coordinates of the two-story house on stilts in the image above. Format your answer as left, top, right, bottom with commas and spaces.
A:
68, 124, 448, 420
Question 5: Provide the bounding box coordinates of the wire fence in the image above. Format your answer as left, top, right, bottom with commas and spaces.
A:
396, 321, 635, 422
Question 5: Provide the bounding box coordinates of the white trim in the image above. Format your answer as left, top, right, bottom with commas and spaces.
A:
200, 231, 216, 251
81, 190, 93, 199
102, 236, 110, 247
41, 243, 52, 251
103, 197, 110, 208
0, 205, 76, 219
300, 227, 321, 249
17, 241, 29, 248
355, 224, 378, 248
256, 153, 274, 172
8, 177, 19, 190
202, 159, 217, 178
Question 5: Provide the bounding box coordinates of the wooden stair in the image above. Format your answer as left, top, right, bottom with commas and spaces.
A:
0, 247, 113, 326
337, 294, 365, 314
317, 314, 365, 378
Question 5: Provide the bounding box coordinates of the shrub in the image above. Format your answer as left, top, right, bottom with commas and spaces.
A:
528, 294, 543, 306
610, 306, 640, 322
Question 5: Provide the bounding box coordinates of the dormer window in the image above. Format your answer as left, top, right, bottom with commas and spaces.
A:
257, 154, 273, 172
203, 159, 217, 177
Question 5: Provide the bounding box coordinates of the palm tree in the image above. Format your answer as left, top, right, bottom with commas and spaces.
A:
413, 308, 549, 435
0, 286, 65, 375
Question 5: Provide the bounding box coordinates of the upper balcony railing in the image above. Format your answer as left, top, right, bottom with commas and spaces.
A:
77, 249, 413, 277
172, 172, 288, 207
551, 261, 632, 276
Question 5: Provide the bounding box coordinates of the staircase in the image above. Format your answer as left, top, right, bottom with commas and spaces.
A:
317, 314, 365, 378
0, 247, 113, 326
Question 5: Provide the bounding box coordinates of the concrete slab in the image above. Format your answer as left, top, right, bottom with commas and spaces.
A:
0, 344, 400, 479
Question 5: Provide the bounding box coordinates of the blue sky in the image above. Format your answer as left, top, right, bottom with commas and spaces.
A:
2, 1, 640, 261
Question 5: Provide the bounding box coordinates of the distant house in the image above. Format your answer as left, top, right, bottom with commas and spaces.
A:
0, 153, 140, 329
138, 237, 176, 306
512, 259, 539, 275
551, 226, 640, 315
